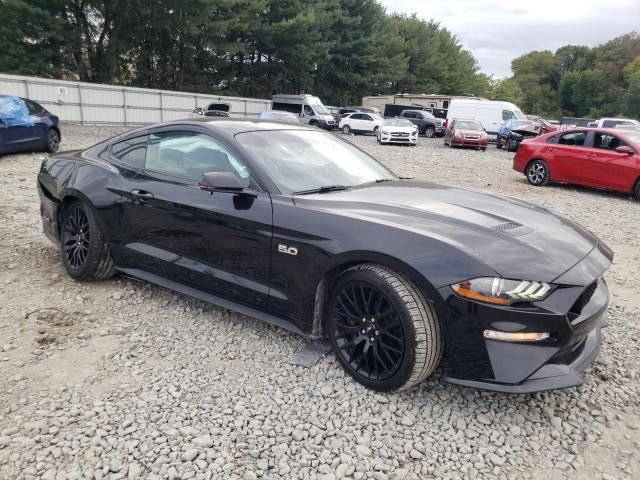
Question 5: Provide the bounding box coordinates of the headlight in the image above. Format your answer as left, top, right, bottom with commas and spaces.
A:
451, 277, 552, 305
381, 129, 389, 134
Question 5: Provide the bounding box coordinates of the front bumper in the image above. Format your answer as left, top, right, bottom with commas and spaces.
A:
451, 138, 488, 149
379, 132, 418, 144
440, 272, 610, 393
319, 119, 336, 130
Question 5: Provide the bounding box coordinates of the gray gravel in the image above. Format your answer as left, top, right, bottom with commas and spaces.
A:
0, 125, 639, 480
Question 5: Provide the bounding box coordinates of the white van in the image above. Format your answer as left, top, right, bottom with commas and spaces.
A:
271, 94, 336, 129
446, 99, 526, 139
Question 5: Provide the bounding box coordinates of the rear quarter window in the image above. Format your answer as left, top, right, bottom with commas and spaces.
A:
111, 135, 149, 169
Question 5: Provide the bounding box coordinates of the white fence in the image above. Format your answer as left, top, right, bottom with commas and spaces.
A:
0, 73, 271, 125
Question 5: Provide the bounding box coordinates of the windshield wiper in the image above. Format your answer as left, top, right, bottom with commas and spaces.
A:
292, 185, 351, 196
375, 178, 393, 183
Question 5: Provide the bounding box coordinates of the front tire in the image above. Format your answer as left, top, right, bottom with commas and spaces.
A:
46, 129, 60, 153
526, 159, 549, 186
342, 125, 352, 135
633, 179, 640, 201
60, 201, 114, 281
496, 135, 502, 149
325, 264, 442, 392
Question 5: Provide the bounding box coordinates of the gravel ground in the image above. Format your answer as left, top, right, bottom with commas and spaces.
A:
0, 124, 638, 480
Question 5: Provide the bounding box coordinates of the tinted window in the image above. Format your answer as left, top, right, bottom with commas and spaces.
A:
24, 99, 44, 114
361, 114, 373, 121
401, 112, 414, 119
112, 135, 148, 169
236, 130, 395, 194
303, 105, 315, 116
145, 131, 251, 186
593, 133, 624, 150
558, 131, 587, 146
350, 113, 364, 120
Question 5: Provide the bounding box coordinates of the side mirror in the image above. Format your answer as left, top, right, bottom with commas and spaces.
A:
615, 146, 634, 155
198, 172, 245, 193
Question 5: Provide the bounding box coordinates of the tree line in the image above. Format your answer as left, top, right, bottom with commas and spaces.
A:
1, 1, 638, 119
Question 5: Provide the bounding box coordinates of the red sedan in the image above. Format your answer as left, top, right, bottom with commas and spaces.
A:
513, 128, 640, 200
444, 119, 488, 150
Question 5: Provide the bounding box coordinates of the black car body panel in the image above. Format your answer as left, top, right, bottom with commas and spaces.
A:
0, 95, 60, 154
37, 118, 612, 393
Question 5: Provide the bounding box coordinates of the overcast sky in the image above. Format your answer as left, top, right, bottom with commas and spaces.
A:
379, 0, 640, 78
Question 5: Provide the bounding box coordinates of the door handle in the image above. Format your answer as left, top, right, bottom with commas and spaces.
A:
130, 189, 154, 201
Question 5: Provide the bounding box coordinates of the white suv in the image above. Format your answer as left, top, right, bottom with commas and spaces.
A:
338, 112, 384, 135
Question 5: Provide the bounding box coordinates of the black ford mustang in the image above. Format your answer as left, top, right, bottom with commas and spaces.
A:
37, 119, 612, 393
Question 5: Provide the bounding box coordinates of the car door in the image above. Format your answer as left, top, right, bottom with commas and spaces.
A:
445, 119, 455, 142
544, 131, 590, 184
360, 113, 376, 132
348, 113, 365, 131
122, 127, 273, 307
586, 131, 639, 190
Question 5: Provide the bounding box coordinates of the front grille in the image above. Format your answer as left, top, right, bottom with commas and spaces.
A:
569, 281, 598, 319
464, 135, 480, 140
391, 132, 410, 137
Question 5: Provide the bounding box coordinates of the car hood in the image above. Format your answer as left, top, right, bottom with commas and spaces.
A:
383, 126, 416, 133
294, 180, 601, 283
456, 129, 485, 136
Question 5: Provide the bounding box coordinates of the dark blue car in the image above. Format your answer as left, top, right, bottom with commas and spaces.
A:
0, 95, 61, 155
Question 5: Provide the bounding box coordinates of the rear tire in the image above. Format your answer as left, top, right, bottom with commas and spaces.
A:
325, 263, 442, 392
633, 179, 640, 201
425, 127, 436, 138
525, 159, 549, 187
60, 201, 114, 281
342, 125, 351, 135
46, 129, 60, 153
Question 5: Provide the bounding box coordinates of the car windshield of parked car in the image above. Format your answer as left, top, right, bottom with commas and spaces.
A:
622, 131, 640, 146
236, 130, 396, 194
384, 119, 413, 128
456, 121, 483, 130
307, 99, 330, 115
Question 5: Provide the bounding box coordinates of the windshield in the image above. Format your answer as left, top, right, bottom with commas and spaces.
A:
307, 97, 330, 115
456, 121, 483, 130
622, 131, 640, 145
513, 109, 527, 120
384, 119, 413, 127
236, 130, 396, 194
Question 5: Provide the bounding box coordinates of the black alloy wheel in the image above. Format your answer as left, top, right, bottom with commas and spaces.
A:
496, 135, 503, 149
424, 127, 436, 138
526, 159, 549, 186
326, 264, 442, 392
47, 129, 60, 153
60, 201, 114, 280
63, 204, 90, 270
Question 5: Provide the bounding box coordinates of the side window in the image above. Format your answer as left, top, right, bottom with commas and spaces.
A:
558, 131, 587, 146
362, 114, 373, 121
303, 105, 315, 116
593, 133, 623, 150
502, 110, 516, 121
601, 120, 616, 128
111, 135, 148, 169
350, 114, 363, 120
24, 99, 44, 114
145, 131, 251, 186
403, 112, 414, 119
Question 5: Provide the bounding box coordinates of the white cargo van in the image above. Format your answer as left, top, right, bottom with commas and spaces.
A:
271, 94, 336, 129
446, 99, 526, 139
